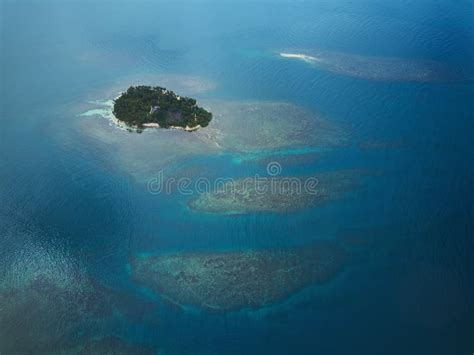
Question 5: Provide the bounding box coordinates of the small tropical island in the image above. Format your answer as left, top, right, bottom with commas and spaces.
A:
113, 86, 212, 131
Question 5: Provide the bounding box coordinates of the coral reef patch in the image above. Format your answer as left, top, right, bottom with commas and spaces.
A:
130, 241, 347, 312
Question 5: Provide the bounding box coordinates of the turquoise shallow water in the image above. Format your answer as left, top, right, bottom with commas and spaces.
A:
0, 1, 473, 354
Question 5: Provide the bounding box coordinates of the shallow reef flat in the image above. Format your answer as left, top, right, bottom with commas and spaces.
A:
280, 50, 466, 82
76, 90, 347, 181
76, 100, 220, 181
188, 170, 360, 215
130, 241, 347, 312
199, 100, 347, 153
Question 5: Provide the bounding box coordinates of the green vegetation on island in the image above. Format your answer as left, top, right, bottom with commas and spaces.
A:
113, 86, 212, 130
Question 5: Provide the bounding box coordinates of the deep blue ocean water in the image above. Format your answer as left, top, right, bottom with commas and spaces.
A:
0, 1, 473, 354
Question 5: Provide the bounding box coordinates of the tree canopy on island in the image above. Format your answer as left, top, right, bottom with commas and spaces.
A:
113, 86, 212, 129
